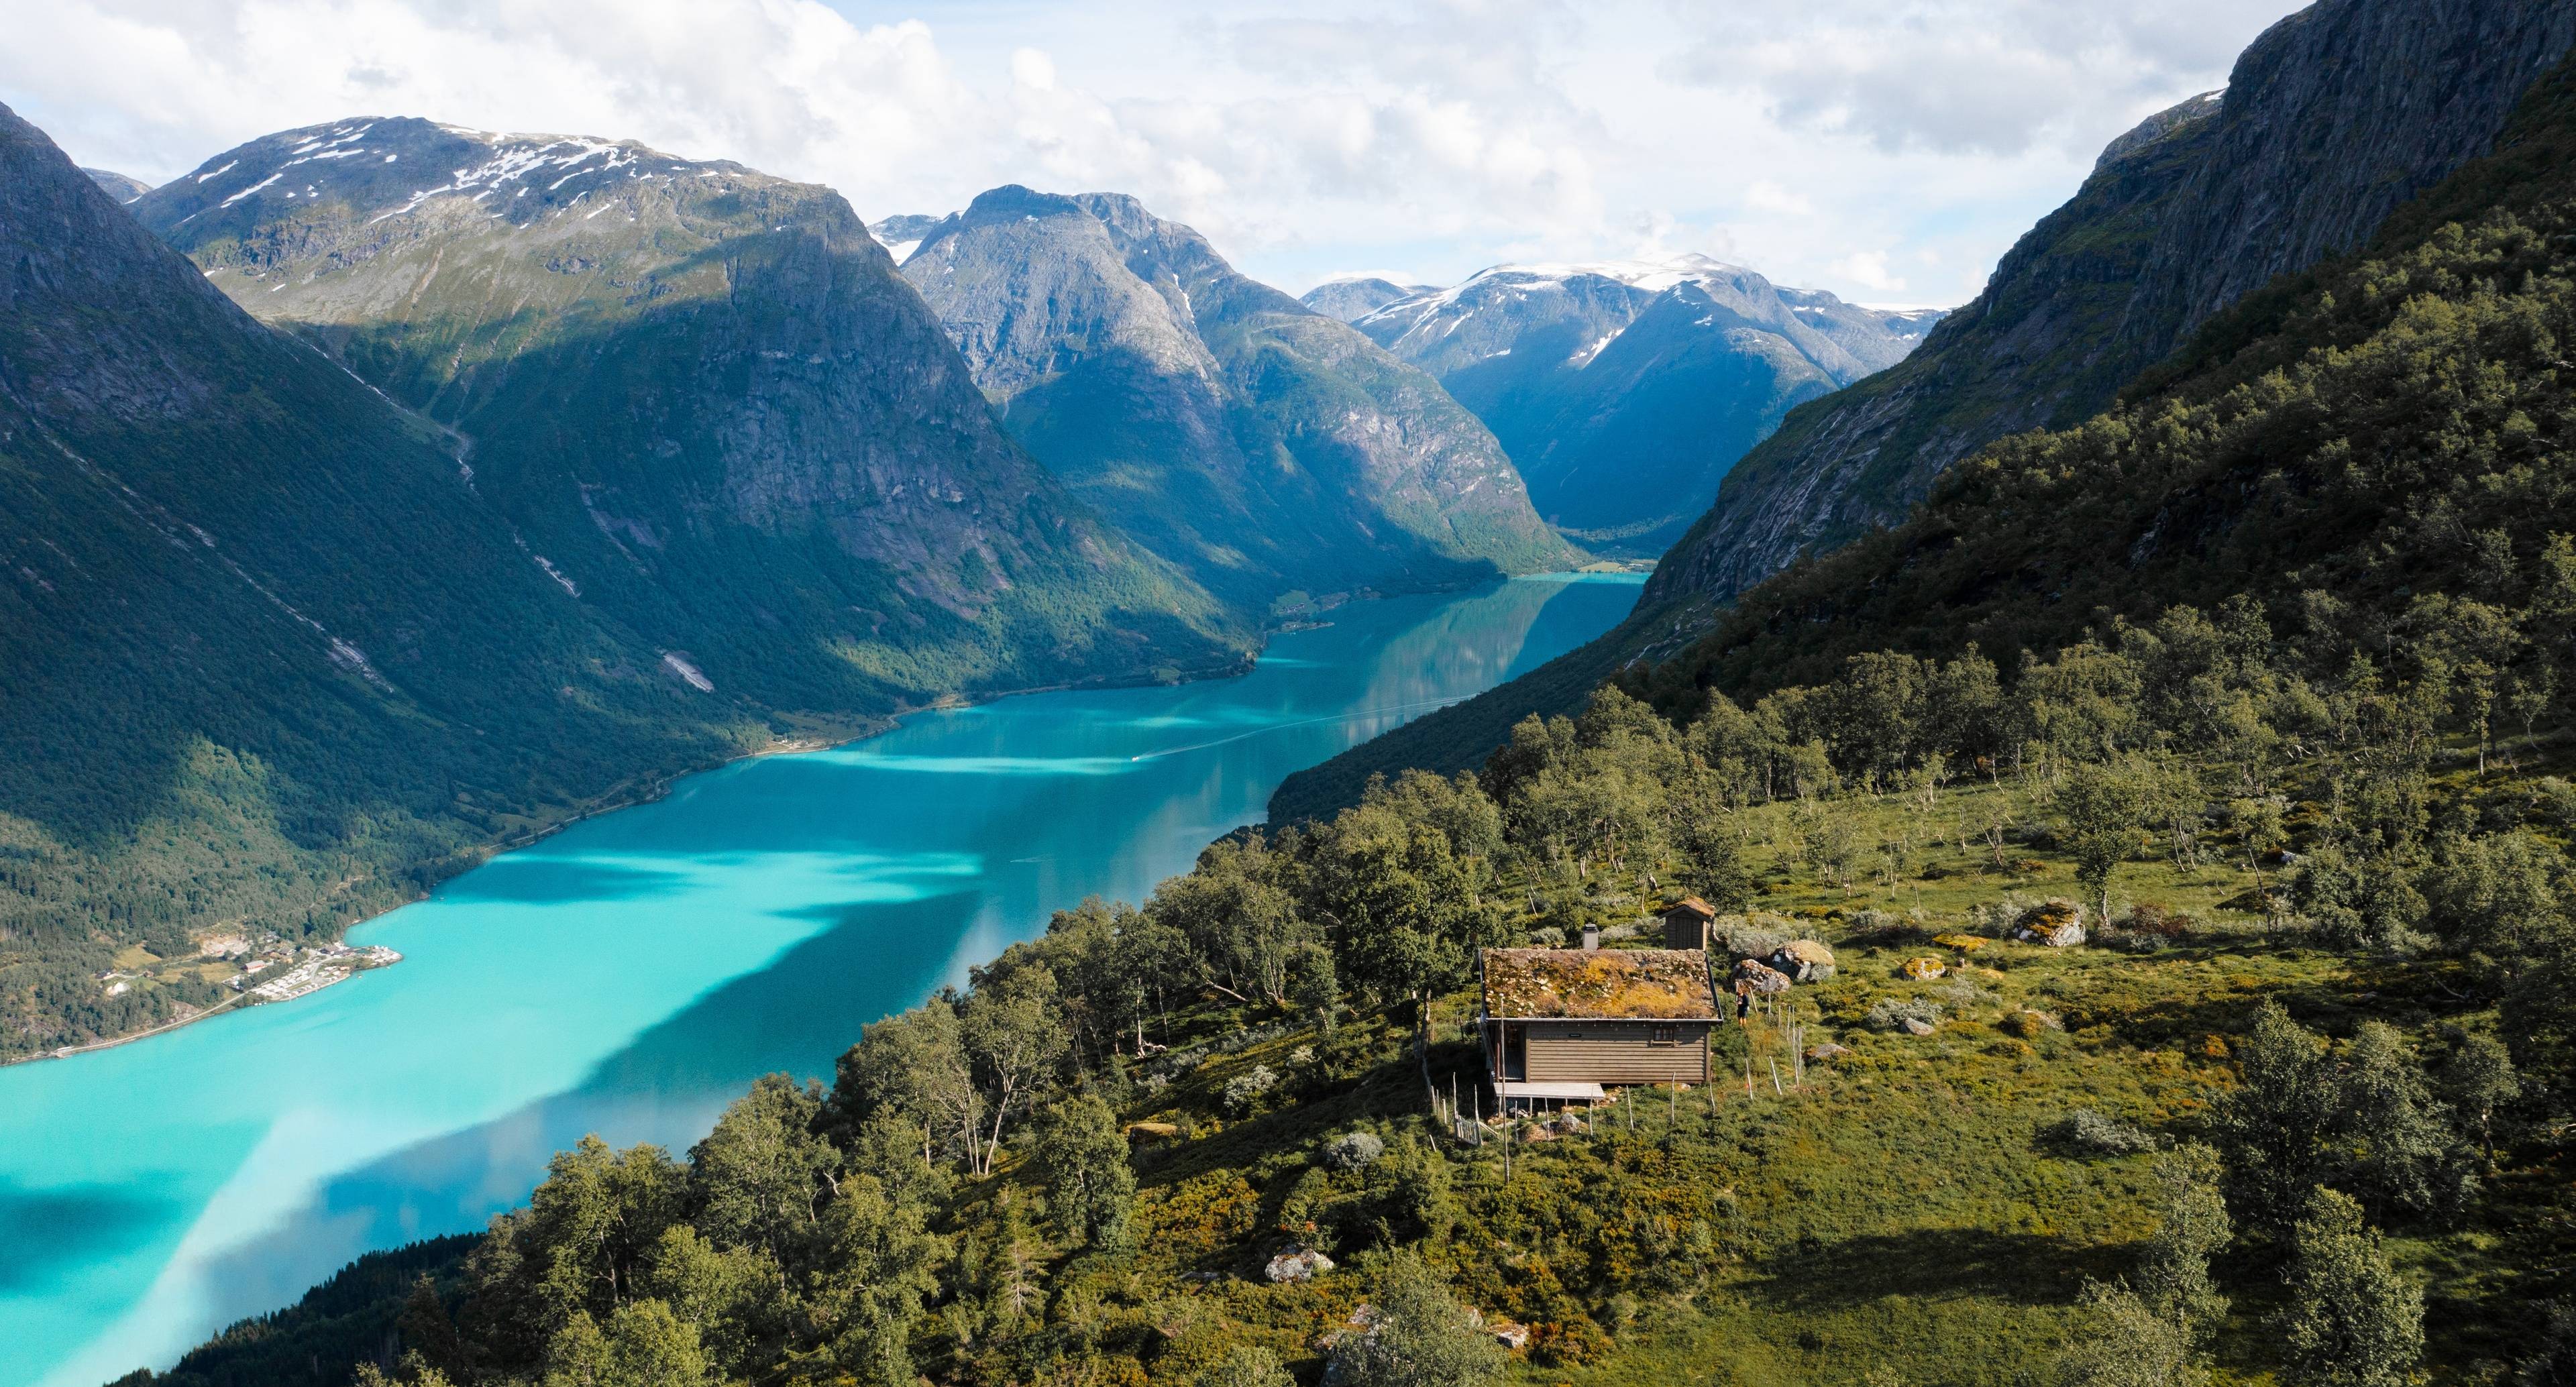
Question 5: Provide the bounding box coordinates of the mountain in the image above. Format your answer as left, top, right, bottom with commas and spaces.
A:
82, 166, 150, 202
1634, 42, 2576, 712
135, 120, 1238, 720
894, 186, 1579, 610
1652, 0, 2576, 608
0, 104, 747, 1056
1271, 0, 2576, 825
1347, 256, 1941, 551
867, 213, 942, 259
1298, 274, 1430, 323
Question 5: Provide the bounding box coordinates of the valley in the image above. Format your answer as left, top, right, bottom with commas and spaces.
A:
1, 575, 1641, 1387
12, 1, 2576, 1385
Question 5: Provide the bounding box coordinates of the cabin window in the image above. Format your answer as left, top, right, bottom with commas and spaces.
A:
1650, 1024, 1679, 1046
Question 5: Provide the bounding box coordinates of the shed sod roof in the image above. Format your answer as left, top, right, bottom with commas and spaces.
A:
1481, 948, 1719, 1020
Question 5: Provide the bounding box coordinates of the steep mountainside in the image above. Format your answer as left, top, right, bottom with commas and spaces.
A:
1273, 0, 2576, 827
1636, 46, 2576, 712
138, 121, 1237, 714
0, 105, 742, 1056
1654, 0, 2576, 608
1299, 274, 1430, 323
1348, 256, 1941, 551
898, 186, 1577, 608
82, 167, 150, 202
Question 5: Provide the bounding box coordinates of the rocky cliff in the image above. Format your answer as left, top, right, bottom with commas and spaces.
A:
1344, 256, 1939, 553
1652, 0, 2576, 609
138, 122, 1238, 712
898, 186, 1576, 608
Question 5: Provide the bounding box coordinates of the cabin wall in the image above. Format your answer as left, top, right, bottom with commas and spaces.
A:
1664, 915, 1709, 950
1522, 1022, 1711, 1084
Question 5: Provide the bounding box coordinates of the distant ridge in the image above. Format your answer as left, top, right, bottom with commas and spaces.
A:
1339, 254, 1941, 553
897, 185, 1579, 610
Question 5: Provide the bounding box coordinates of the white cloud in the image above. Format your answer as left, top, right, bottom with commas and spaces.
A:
1660, 0, 2277, 158
1830, 250, 1904, 292
1744, 180, 1813, 216
1, 0, 2308, 306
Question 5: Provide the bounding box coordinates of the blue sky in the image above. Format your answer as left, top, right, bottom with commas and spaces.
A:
5, 0, 2304, 304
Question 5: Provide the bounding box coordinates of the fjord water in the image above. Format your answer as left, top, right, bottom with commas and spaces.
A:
0, 574, 1639, 1387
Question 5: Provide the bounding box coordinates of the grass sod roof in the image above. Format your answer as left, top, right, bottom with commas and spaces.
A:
1480, 948, 1721, 1020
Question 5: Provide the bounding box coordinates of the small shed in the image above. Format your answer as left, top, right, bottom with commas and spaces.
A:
1480, 946, 1720, 1107
1662, 897, 1717, 951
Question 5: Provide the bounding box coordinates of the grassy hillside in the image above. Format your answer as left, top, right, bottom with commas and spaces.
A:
129, 708, 2576, 1385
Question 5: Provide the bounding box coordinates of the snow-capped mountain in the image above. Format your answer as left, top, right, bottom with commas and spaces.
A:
1299, 275, 1434, 323
1329, 254, 1944, 553
867, 213, 941, 264
894, 186, 1576, 606
132, 119, 1238, 710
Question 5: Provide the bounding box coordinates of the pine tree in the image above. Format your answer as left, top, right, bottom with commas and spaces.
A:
2275, 1188, 2424, 1387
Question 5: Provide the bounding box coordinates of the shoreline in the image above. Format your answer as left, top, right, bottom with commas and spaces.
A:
10, 575, 1572, 1067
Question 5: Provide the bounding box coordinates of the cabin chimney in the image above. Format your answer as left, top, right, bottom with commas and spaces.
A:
1580, 924, 1600, 952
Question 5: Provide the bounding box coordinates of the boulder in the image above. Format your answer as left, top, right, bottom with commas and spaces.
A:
1805, 1042, 1853, 1062
1770, 938, 1838, 981
2013, 899, 2087, 947
1733, 958, 1792, 994
1902, 1017, 1937, 1037
1266, 1248, 1336, 1283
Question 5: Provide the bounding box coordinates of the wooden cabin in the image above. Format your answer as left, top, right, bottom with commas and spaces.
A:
1479, 944, 1721, 1109
1662, 897, 1716, 951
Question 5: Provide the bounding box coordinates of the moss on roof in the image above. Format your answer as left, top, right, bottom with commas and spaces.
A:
1481, 948, 1719, 1020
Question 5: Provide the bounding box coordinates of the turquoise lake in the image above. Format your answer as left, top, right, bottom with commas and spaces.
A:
0, 573, 1641, 1387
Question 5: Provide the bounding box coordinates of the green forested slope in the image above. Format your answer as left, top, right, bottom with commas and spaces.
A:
1651, 0, 2576, 607
1634, 48, 2576, 712
0, 103, 771, 1056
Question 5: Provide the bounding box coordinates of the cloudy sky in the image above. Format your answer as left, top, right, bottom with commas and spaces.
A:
5, 0, 2306, 305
